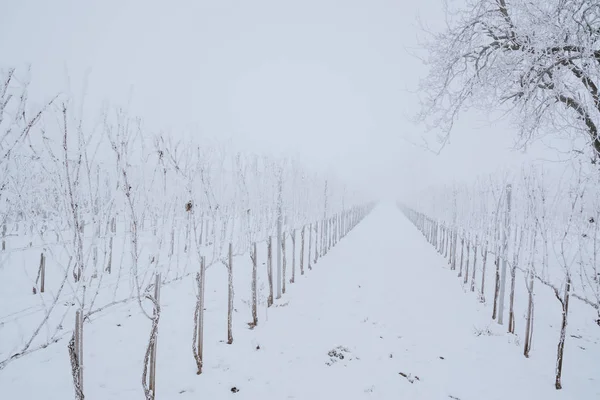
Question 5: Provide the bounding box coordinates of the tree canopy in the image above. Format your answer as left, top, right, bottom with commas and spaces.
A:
418, 0, 600, 159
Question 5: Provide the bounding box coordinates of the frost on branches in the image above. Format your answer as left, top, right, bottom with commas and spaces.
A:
418, 0, 600, 158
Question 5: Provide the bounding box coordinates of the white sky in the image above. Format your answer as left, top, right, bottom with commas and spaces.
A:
0, 0, 547, 200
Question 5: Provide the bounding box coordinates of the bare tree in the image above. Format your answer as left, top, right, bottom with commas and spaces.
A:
141, 274, 161, 400
554, 274, 571, 390
109, 111, 162, 400
418, 0, 600, 160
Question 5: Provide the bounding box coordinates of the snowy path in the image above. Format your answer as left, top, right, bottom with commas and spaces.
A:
193, 202, 596, 400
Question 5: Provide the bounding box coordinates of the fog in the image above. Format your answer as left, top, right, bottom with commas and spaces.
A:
1, 0, 544, 199
3, 3, 600, 398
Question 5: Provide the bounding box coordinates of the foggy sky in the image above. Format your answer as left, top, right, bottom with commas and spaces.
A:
0, 0, 543, 200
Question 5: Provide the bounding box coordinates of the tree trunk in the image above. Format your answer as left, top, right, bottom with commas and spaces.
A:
143, 274, 160, 400
555, 276, 571, 390
193, 257, 206, 373
68, 309, 85, 400
523, 271, 534, 358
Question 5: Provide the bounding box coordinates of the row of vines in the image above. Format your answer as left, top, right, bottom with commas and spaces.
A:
399, 161, 600, 390
0, 68, 373, 398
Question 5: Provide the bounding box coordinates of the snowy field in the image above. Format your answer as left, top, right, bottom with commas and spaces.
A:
1, 203, 598, 399
2, 0, 600, 398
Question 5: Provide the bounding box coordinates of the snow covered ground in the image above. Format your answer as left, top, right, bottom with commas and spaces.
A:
1, 202, 599, 399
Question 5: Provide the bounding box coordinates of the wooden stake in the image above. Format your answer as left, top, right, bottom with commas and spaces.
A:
40, 253, 46, 293
1, 223, 6, 251
250, 245, 258, 327
290, 230, 296, 284
198, 257, 206, 372
299, 226, 305, 276
106, 236, 113, 274
227, 243, 233, 344
307, 224, 311, 272
281, 234, 287, 294
267, 237, 273, 307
